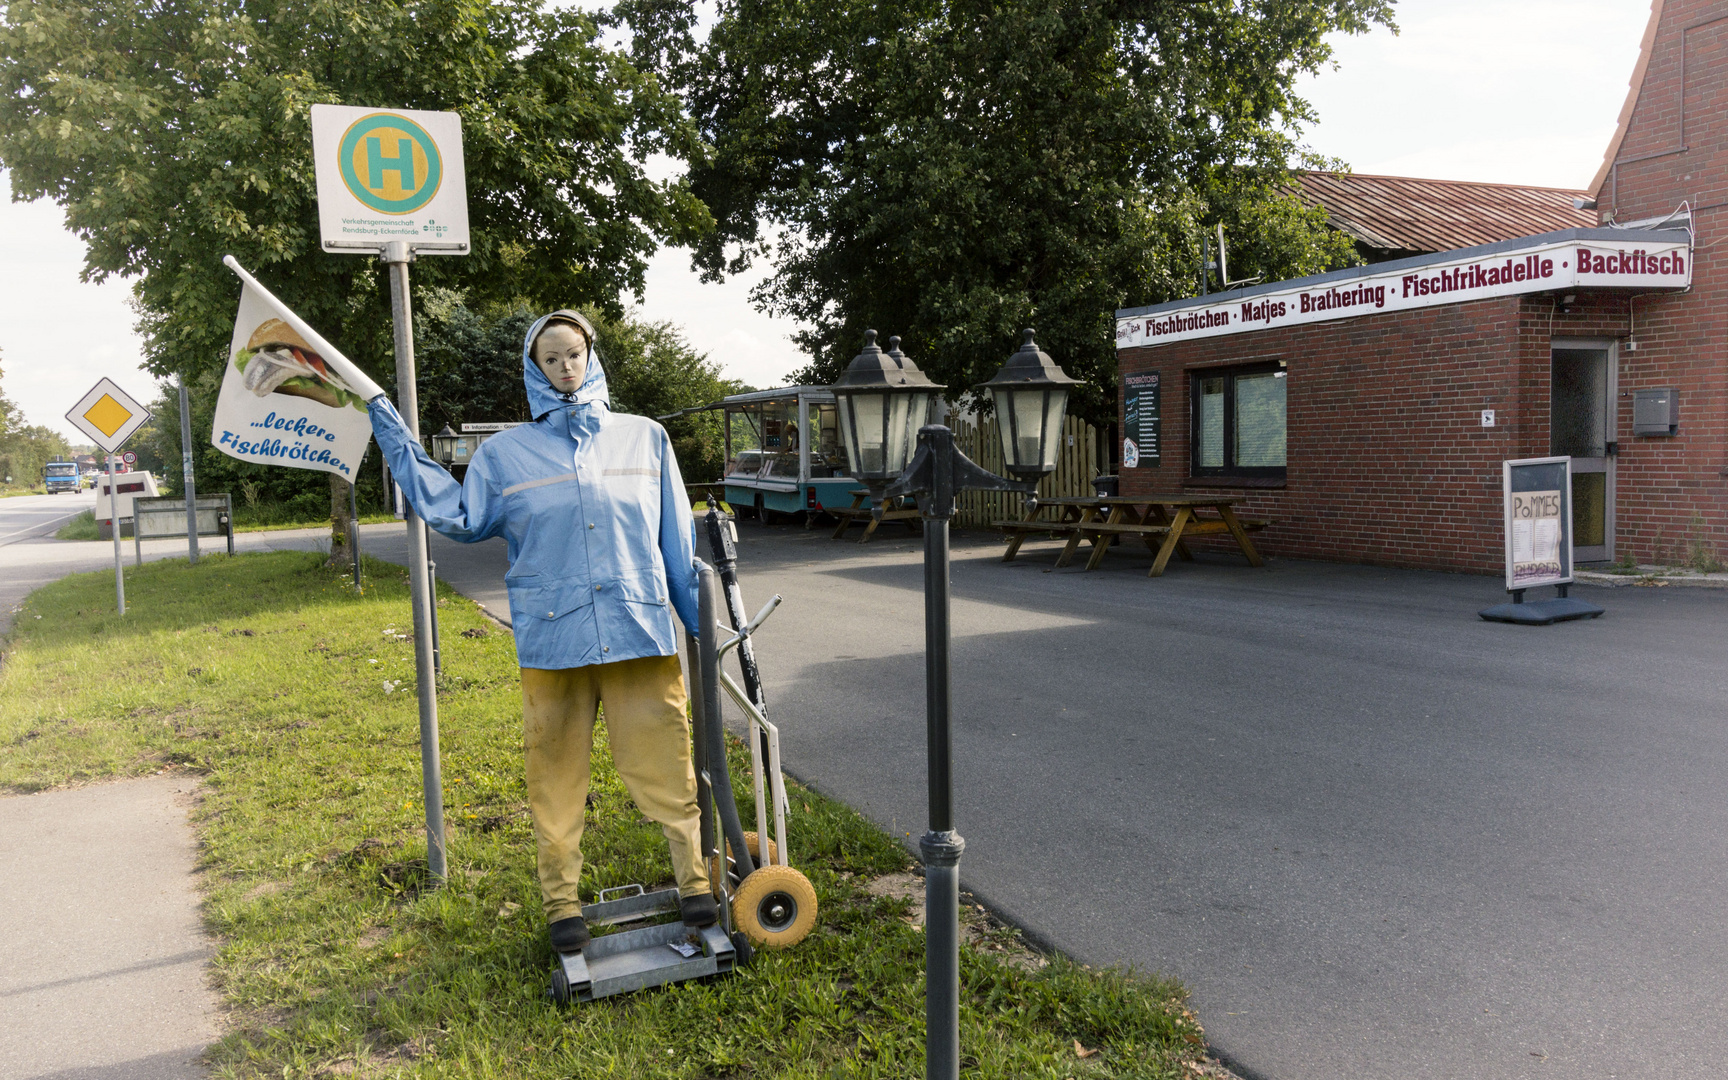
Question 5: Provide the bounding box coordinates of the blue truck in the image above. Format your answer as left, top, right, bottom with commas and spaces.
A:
43, 460, 81, 495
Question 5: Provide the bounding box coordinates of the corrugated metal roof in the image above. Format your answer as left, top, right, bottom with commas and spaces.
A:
1294, 172, 1597, 256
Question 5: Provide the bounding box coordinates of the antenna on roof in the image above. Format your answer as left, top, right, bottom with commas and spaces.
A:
1214, 224, 1264, 292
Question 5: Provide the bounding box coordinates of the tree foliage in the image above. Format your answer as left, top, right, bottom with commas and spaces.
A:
619, 0, 1388, 427
0, 0, 711, 384
413, 299, 744, 482
1, 0, 713, 527
0, 354, 75, 488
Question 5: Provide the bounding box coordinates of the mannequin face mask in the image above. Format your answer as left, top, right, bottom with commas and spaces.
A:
533, 322, 591, 394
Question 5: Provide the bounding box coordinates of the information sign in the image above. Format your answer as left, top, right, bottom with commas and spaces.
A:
311, 104, 470, 255
1122, 371, 1160, 468
66, 378, 151, 453
1503, 456, 1573, 590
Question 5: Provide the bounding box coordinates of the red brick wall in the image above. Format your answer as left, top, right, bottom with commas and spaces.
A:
1114, 1, 1727, 574
1592, 0, 1728, 567
1121, 294, 1628, 574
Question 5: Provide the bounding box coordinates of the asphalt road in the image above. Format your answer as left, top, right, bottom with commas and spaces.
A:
379, 516, 1728, 1080
11, 497, 1727, 1080
716, 524, 1728, 1080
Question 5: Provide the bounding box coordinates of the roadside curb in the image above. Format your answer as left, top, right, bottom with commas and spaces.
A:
1576, 569, 1728, 589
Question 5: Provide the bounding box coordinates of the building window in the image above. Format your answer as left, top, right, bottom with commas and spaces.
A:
1190, 363, 1286, 479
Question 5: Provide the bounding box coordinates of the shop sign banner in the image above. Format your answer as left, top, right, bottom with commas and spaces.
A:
1503, 456, 1573, 590
311, 104, 469, 254
1116, 236, 1692, 349
1122, 371, 1160, 467
211, 282, 372, 479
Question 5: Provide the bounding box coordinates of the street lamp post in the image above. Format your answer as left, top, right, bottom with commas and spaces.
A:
832, 329, 1077, 1080
429, 424, 460, 467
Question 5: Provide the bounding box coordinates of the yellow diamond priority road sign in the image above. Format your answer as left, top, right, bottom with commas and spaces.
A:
66, 378, 151, 453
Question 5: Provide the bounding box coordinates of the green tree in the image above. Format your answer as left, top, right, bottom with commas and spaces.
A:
413, 299, 540, 435
589, 309, 744, 484
0, 354, 74, 489
619, 0, 1383, 429
413, 301, 743, 482
0, 0, 712, 541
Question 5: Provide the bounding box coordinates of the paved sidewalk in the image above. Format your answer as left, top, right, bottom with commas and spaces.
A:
0, 500, 349, 1080
0, 777, 218, 1080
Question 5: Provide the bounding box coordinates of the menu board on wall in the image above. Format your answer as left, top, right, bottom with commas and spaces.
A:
1503, 456, 1573, 590
1123, 372, 1160, 468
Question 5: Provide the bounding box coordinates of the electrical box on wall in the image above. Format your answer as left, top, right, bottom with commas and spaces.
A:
1632, 388, 1679, 436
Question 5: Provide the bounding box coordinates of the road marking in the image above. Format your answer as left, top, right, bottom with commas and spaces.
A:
0, 507, 91, 547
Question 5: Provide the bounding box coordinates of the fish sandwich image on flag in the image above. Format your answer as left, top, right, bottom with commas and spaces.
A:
214, 258, 384, 479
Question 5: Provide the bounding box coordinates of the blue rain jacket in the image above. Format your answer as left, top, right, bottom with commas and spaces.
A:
367, 314, 700, 670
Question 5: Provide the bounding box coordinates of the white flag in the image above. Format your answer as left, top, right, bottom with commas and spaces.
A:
211, 283, 374, 480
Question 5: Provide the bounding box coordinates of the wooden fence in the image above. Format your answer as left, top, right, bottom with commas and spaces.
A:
951, 413, 1100, 528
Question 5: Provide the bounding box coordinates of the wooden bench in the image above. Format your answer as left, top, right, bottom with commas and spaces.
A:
830, 490, 923, 543
999, 495, 1270, 576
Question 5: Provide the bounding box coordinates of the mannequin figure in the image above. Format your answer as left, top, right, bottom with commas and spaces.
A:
367, 310, 712, 955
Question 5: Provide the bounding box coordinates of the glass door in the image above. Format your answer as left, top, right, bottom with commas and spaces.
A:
1551, 342, 1616, 562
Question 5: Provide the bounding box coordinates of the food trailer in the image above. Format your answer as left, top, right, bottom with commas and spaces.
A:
674, 387, 863, 522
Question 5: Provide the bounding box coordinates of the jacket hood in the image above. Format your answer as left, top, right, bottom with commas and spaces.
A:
523, 309, 610, 420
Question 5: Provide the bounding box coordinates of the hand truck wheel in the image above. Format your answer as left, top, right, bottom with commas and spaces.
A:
729, 831, 779, 866
732, 864, 818, 949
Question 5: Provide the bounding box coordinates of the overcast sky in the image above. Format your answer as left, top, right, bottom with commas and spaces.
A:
1, 0, 1651, 440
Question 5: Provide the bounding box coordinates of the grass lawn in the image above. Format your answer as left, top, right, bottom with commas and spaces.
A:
227, 506, 401, 534
55, 507, 401, 541
0, 553, 1212, 1079
53, 509, 101, 540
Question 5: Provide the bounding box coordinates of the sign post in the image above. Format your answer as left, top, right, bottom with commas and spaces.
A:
179, 376, 199, 565
310, 103, 470, 884
1479, 456, 1605, 625
66, 378, 152, 614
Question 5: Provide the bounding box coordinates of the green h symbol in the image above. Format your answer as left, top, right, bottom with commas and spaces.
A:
367, 137, 416, 190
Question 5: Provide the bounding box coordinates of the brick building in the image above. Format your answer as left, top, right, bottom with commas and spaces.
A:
1113, 0, 1724, 574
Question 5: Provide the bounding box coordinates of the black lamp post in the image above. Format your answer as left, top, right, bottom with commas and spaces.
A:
831, 329, 1075, 1080
980, 330, 1080, 480
429, 424, 459, 468
831, 330, 943, 502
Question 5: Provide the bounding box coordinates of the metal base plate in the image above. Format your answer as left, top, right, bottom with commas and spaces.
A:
554, 920, 736, 1002
1479, 597, 1605, 625
583, 886, 682, 927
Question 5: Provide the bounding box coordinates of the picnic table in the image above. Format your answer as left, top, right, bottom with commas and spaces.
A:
994, 494, 1268, 576
829, 489, 923, 543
